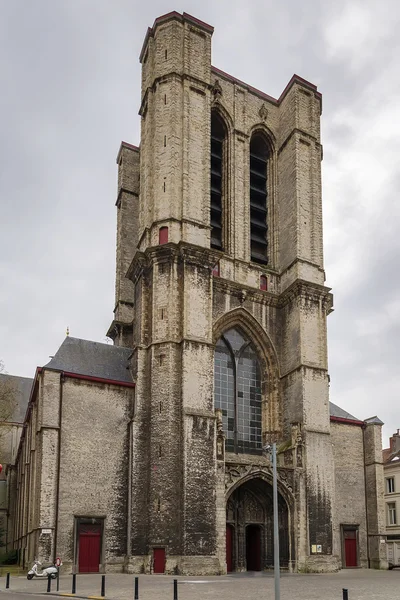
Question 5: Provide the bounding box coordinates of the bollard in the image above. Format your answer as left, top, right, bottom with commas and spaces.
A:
6, 572, 10, 589
343, 589, 349, 600
173, 578, 178, 600
101, 574, 106, 597
134, 576, 139, 600
72, 573, 77, 594
47, 574, 52, 593
57, 566, 60, 592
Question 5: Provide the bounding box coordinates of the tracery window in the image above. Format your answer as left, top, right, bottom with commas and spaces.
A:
250, 133, 269, 264
210, 112, 227, 250
214, 327, 262, 454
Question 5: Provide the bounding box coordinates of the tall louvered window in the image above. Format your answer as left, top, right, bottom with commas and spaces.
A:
250, 134, 269, 264
210, 112, 226, 250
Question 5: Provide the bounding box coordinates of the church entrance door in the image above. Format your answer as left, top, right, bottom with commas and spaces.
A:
343, 529, 358, 567
153, 548, 166, 574
246, 525, 261, 571
226, 477, 289, 572
78, 523, 101, 573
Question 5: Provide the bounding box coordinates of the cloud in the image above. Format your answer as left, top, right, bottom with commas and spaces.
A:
1, 0, 399, 447
323, 1, 399, 71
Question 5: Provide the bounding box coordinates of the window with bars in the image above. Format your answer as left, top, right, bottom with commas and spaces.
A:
214, 327, 263, 455
210, 112, 227, 250
250, 134, 269, 264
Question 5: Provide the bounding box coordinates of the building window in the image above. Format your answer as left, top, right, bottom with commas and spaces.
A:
159, 226, 168, 245
210, 112, 227, 250
214, 327, 262, 455
250, 133, 269, 264
387, 477, 395, 494
388, 502, 397, 525
260, 275, 267, 291
212, 262, 220, 277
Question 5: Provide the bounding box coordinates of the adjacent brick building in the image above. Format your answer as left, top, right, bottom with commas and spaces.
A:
8, 12, 388, 574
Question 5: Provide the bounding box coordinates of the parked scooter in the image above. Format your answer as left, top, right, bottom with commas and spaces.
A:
27, 560, 59, 580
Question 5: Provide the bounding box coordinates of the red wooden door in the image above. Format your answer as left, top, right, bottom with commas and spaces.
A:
344, 530, 357, 567
78, 525, 101, 573
226, 525, 233, 573
153, 548, 165, 574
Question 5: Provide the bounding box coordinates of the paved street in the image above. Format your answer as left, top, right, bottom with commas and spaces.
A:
1, 569, 399, 600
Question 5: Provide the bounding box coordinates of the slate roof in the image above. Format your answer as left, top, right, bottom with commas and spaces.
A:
383, 448, 400, 465
44, 337, 133, 384
0, 374, 33, 422
329, 401, 359, 421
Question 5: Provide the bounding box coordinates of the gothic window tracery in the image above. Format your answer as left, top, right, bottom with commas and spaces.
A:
214, 327, 263, 454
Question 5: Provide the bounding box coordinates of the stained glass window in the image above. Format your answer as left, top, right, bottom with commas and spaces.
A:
214, 327, 262, 454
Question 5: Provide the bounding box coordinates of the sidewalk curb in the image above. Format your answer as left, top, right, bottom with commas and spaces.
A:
2, 592, 106, 600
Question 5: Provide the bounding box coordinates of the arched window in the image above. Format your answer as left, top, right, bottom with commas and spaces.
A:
214, 327, 262, 454
250, 134, 269, 264
210, 112, 227, 250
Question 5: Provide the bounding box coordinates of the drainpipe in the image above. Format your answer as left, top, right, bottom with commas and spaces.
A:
126, 413, 133, 563
53, 373, 64, 563
362, 424, 370, 568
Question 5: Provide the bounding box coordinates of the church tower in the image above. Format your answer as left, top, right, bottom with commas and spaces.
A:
109, 11, 338, 574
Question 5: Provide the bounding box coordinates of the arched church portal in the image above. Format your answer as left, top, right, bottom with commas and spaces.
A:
226, 478, 289, 572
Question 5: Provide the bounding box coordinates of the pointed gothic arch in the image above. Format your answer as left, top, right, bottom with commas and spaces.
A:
225, 474, 291, 571
213, 308, 281, 446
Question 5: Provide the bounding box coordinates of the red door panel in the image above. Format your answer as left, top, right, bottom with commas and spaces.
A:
226, 525, 233, 573
153, 548, 165, 574
79, 528, 101, 573
344, 537, 357, 567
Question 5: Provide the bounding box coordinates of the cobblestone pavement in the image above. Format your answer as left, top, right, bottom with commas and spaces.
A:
1, 569, 399, 600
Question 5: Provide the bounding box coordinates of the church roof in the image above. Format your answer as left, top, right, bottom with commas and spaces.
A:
44, 337, 133, 384
0, 374, 33, 423
329, 401, 359, 422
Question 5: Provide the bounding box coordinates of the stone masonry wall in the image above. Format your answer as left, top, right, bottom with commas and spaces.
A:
56, 378, 132, 573
330, 422, 368, 568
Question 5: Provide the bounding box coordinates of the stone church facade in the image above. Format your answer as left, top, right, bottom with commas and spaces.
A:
9, 12, 388, 574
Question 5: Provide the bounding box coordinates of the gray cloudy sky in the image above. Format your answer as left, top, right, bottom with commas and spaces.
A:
1, 0, 399, 446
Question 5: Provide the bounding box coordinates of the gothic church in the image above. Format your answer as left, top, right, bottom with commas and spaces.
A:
7, 12, 388, 574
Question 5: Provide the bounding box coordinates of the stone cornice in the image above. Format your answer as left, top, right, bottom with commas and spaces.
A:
178, 242, 222, 269
279, 279, 333, 311
213, 277, 279, 307
127, 242, 223, 283
139, 71, 210, 116
116, 187, 138, 208
278, 127, 320, 155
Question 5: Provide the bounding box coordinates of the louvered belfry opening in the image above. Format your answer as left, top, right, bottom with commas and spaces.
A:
250, 134, 269, 264
210, 112, 226, 250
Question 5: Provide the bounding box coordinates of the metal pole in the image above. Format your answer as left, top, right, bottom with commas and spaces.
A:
272, 442, 280, 600
134, 576, 139, 600
47, 574, 52, 593
6, 572, 10, 589
101, 574, 105, 597
57, 566, 60, 591
72, 573, 76, 594
342, 589, 349, 600
173, 578, 178, 600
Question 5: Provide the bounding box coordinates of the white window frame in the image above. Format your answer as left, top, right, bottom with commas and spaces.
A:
386, 477, 395, 494
388, 502, 397, 526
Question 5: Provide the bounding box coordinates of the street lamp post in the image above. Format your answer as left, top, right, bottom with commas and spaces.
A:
264, 442, 280, 600
272, 442, 280, 600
